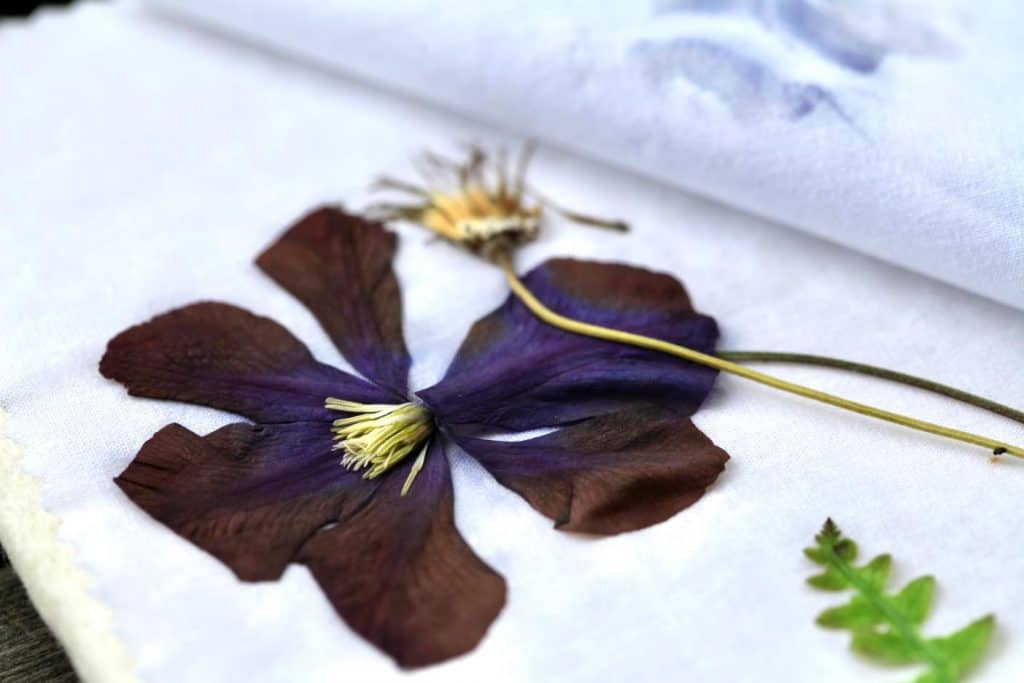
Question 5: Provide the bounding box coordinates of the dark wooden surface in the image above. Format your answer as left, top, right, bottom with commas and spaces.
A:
0, 547, 77, 682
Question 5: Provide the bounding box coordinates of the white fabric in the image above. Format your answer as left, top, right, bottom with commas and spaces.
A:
2, 3, 1024, 682
143, 0, 1024, 311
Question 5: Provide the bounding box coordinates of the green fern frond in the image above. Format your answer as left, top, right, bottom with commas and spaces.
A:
805, 519, 994, 683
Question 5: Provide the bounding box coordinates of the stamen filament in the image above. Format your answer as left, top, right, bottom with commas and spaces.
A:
326, 398, 410, 413
401, 440, 432, 496
495, 253, 1024, 459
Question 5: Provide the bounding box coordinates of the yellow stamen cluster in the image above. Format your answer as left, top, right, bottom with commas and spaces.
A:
325, 398, 433, 495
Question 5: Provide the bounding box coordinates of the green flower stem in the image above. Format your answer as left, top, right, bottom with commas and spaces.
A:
718, 351, 1024, 426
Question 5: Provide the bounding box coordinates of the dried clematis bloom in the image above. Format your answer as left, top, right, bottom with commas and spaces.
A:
367, 143, 627, 260
101, 208, 730, 669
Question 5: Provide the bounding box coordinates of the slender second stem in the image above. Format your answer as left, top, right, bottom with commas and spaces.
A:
718, 351, 1024, 426
496, 254, 1024, 459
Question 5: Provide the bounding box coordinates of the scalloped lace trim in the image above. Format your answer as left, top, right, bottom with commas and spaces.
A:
0, 411, 138, 683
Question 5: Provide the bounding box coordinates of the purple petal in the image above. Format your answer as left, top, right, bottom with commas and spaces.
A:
420, 258, 719, 431
448, 407, 728, 535
100, 302, 391, 423
115, 421, 376, 581
257, 207, 412, 398
299, 439, 507, 669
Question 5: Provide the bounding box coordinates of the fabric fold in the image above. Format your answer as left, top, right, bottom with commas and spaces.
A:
147, 0, 1024, 311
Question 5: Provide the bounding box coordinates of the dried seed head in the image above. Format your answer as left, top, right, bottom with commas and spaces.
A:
367, 143, 627, 261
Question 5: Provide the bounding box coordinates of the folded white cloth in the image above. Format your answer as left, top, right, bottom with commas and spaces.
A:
148, 0, 1024, 311
2, 3, 1024, 683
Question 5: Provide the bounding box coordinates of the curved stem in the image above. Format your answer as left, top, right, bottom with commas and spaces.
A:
718, 351, 1024, 426
495, 254, 1024, 458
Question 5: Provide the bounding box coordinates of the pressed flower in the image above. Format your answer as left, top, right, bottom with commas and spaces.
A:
101, 208, 729, 668
375, 145, 1024, 459
368, 143, 626, 260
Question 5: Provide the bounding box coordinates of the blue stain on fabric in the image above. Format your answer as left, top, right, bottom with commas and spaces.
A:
777, 1, 884, 73
633, 38, 857, 127
656, 0, 921, 74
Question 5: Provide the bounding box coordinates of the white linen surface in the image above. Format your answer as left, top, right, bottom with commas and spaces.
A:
145, 0, 1024, 311
2, 3, 1024, 682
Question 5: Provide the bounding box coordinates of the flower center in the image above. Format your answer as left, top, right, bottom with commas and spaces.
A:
456, 214, 540, 244
325, 398, 434, 495
420, 188, 541, 259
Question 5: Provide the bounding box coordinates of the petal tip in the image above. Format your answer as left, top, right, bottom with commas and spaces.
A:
393, 573, 508, 670
254, 205, 411, 395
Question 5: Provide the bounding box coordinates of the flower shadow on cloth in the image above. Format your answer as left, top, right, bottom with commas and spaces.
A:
99, 208, 729, 669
